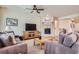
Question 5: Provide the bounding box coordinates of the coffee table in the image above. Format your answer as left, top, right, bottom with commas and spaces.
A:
34, 35, 56, 49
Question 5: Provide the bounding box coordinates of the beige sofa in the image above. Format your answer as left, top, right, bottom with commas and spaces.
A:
0, 42, 27, 54
0, 31, 27, 54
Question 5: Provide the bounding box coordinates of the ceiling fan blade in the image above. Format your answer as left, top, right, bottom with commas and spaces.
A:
26, 5, 44, 14
0, 6, 7, 9
30, 10, 34, 13
37, 10, 40, 13
26, 8, 32, 10
37, 9, 44, 10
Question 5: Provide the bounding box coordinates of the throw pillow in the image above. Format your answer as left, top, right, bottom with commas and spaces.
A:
9, 35, 17, 44
59, 33, 66, 44
8, 36, 15, 45
6, 31, 17, 44
63, 33, 77, 48
0, 32, 16, 47
0, 33, 11, 46
0, 38, 5, 48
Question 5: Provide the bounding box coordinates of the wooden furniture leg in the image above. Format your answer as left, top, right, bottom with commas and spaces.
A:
39, 43, 42, 50
34, 39, 35, 46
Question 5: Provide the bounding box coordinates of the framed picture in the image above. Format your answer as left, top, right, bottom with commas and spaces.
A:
6, 18, 18, 26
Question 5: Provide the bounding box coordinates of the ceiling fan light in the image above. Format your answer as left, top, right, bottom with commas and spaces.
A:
45, 14, 50, 19
34, 10, 36, 12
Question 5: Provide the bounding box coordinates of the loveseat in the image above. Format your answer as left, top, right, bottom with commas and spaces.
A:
0, 31, 27, 54
44, 32, 79, 54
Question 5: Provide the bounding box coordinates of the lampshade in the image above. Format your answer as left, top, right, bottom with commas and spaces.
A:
5, 26, 12, 31
45, 15, 50, 20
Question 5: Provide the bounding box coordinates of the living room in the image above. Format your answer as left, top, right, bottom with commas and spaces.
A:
0, 5, 79, 54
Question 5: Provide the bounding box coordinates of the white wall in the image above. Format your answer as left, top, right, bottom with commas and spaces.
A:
24, 12, 55, 36
59, 20, 71, 33
0, 6, 53, 36
0, 6, 35, 35
1, 6, 79, 36
59, 13, 79, 33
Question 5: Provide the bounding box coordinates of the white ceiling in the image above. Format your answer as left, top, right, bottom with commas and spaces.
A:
4, 5, 79, 17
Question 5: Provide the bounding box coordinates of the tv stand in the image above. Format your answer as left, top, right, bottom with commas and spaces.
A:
23, 31, 39, 40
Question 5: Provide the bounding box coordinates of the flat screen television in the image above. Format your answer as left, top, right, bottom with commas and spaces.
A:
44, 28, 51, 34
25, 23, 36, 31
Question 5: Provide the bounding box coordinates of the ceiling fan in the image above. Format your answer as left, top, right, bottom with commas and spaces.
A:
26, 5, 44, 14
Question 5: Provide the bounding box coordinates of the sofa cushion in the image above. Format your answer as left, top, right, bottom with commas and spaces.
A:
0, 42, 2, 48
8, 36, 15, 45
0, 38, 5, 48
0, 31, 17, 47
63, 33, 78, 48
6, 31, 17, 44
0, 33, 9, 46
0, 34, 14, 46
59, 33, 66, 44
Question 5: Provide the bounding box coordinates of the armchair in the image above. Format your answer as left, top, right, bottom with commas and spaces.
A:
44, 41, 77, 54
44, 32, 79, 54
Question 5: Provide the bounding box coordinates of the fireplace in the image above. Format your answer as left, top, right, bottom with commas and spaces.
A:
44, 28, 51, 34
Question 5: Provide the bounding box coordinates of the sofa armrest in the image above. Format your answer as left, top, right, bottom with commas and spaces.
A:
71, 43, 79, 53
8, 42, 27, 54
0, 42, 27, 54
0, 48, 8, 54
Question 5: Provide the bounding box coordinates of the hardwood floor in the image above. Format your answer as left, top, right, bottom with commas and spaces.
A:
25, 39, 44, 54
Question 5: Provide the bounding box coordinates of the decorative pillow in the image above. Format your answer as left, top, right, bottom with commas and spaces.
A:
63, 33, 77, 48
0, 41, 2, 48
59, 33, 66, 44
0, 31, 17, 47
0, 38, 5, 48
8, 36, 15, 45
6, 31, 17, 44
0, 33, 12, 46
